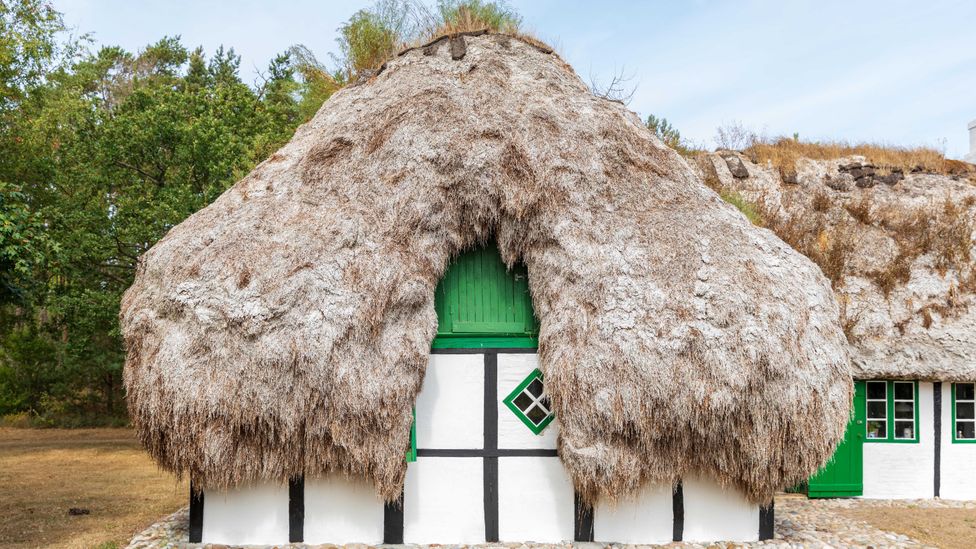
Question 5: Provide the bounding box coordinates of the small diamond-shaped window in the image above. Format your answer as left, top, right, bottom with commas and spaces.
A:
503, 368, 554, 434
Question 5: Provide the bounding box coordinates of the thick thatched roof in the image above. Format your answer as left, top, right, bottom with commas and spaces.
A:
697, 152, 976, 382
121, 32, 851, 505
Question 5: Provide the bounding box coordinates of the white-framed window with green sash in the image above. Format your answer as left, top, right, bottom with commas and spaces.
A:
864, 380, 918, 443
952, 382, 976, 443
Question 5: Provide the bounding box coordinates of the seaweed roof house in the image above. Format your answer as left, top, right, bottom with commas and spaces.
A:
696, 149, 976, 502
120, 32, 853, 545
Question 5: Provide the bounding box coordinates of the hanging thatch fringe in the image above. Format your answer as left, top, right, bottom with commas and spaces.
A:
121, 32, 852, 505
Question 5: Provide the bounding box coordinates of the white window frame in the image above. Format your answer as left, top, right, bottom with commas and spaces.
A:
865, 380, 887, 440
954, 382, 976, 442
892, 381, 916, 440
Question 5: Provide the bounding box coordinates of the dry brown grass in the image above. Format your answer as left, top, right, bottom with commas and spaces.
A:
0, 428, 185, 549
836, 506, 976, 549
755, 196, 857, 286
868, 252, 913, 297
811, 189, 833, 213
844, 194, 875, 225
744, 137, 973, 180
881, 198, 975, 275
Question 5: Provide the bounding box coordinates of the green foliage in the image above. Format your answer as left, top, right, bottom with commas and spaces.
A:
0, 12, 335, 424
719, 190, 764, 226
335, 0, 416, 79
0, 182, 54, 304
0, 0, 67, 113
645, 114, 682, 149
436, 0, 522, 32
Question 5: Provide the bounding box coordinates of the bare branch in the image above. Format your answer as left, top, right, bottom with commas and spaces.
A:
589, 66, 637, 105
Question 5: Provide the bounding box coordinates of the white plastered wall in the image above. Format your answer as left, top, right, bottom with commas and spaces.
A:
304, 475, 384, 544
862, 382, 935, 498
201, 481, 289, 544
593, 483, 672, 544
415, 353, 484, 449
406, 353, 487, 543
404, 456, 485, 543
940, 382, 976, 500
682, 477, 759, 542
498, 457, 574, 542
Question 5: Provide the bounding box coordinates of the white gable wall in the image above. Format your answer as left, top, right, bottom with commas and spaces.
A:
198, 350, 769, 544
862, 382, 935, 498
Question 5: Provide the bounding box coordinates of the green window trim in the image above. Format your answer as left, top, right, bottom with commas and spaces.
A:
431, 336, 538, 349
951, 382, 976, 444
864, 380, 919, 443
503, 368, 555, 435
406, 408, 417, 462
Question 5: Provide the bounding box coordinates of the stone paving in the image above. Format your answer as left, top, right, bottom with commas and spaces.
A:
126, 494, 974, 549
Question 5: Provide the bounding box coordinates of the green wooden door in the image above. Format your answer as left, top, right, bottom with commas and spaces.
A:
432, 245, 538, 349
808, 381, 865, 497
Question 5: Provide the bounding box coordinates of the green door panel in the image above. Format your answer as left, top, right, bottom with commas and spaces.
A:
808, 381, 865, 497
433, 245, 538, 348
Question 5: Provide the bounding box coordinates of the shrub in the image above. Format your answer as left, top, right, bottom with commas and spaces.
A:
845, 194, 875, 225
719, 190, 764, 226
435, 0, 522, 34
811, 190, 833, 212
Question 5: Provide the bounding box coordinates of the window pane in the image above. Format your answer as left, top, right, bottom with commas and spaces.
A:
958, 383, 975, 401
526, 404, 548, 425
867, 382, 887, 400
513, 392, 534, 411
866, 420, 886, 439
958, 402, 975, 420
538, 396, 552, 413
527, 379, 543, 398
894, 421, 915, 439
894, 401, 914, 419
957, 421, 975, 440
867, 401, 886, 419
894, 382, 914, 400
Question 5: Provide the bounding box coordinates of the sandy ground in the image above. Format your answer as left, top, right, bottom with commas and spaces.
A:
0, 428, 186, 549
836, 506, 976, 549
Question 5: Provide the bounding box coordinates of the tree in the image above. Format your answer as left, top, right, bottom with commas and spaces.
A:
645, 114, 681, 149
0, 27, 330, 423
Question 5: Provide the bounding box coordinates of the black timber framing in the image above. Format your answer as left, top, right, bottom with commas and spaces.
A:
672, 481, 684, 541
288, 476, 304, 542
574, 493, 594, 541
483, 351, 500, 542
188, 481, 204, 543
383, 492, 405, 544
759, 502, 774, 540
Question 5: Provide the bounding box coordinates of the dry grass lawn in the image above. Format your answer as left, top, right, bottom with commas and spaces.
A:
0, 428, 186, 549
838, 506, 976, 549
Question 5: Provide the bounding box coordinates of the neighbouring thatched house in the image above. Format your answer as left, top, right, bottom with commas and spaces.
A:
697, 150, 976, 501
121, 32, 852, 545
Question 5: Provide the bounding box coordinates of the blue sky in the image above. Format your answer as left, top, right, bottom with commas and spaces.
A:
54, 0, 976, 158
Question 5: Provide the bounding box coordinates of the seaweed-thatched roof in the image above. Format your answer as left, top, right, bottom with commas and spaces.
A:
120, 32, 851, 505
697, 151, 976, 382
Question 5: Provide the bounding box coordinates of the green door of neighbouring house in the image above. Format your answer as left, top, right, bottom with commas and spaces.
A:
432, 244, 539, 349
808, 381, 865, 497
